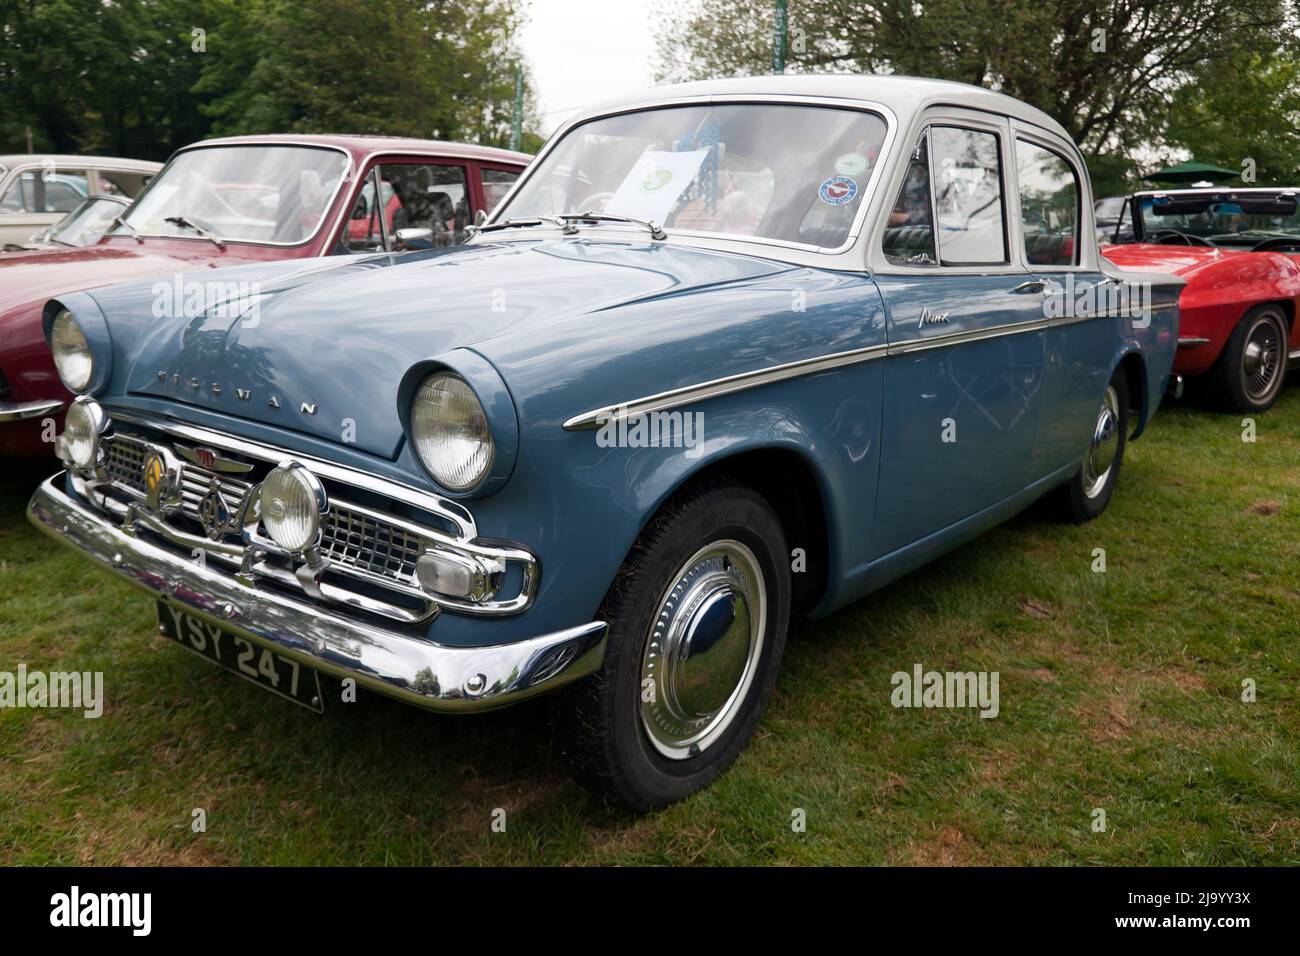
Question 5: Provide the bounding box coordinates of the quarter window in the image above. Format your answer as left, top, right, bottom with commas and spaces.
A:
929, 126, 1007, 265
1016, 140, 1080, 266
479, 167, 521, 214
882, 137, 936, 265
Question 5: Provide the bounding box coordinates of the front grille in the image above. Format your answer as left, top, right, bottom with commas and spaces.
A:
105, 435, 149, 494
321, 507, 423, 580
179, 466, 253, 523
83, 424, 535, 621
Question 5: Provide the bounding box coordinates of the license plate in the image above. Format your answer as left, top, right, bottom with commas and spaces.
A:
156, 602, 324, 712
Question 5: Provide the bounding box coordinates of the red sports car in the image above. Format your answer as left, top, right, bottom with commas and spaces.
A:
0, 134, 528, 456
1100, 188, 1300, 412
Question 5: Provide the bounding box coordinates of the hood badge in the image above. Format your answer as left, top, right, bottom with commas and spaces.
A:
155, 371, 317, 418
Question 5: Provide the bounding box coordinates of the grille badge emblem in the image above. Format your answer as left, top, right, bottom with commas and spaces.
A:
174, 444, 255, 475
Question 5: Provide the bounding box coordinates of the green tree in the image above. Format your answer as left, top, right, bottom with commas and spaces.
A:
654, 0, 1297, 193
197, 0, 534, 146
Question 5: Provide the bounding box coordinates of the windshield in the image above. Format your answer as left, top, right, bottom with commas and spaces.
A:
498, 103, 889, 248
113, 145, 349, 244
47, 197, 127, 246
1140, 193, 1300, 248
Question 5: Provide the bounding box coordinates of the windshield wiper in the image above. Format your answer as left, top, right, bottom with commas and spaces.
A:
112, 216, 143, 244
473, 216, 577, 235
164, 215, 225, 249
558, 211, 667, 241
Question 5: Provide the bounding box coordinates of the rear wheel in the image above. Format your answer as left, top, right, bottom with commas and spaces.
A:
554, 481, 790, 812
1210, 305, 1289, 413
1056, 369, 1129, 523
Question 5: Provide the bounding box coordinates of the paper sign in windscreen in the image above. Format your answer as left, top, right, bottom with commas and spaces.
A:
604, 149, 710, 225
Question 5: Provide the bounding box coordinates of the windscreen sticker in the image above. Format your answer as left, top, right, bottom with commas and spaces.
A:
818, 176, 858, 206
605, 148, 711, 225
835, 153, 869, 176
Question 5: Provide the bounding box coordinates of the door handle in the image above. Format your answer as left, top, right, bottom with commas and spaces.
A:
1010, 280, 1046, 295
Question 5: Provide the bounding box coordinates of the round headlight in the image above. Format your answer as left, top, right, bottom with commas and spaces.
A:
411, 372, 494, 492
61, 398, 105, 470
51, 309, 94, 393
260, 462, 326, 553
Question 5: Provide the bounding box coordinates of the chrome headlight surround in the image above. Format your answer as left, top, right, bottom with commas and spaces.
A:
43, 296, 113, 396
259, 461, 328, 554
57, 396, 110, 472
399, 351, 519, 498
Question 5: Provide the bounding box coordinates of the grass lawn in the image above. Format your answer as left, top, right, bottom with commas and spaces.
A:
1, 384, 1297, 866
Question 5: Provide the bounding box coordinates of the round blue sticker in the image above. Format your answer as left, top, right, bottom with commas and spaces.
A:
819, 176, 858, 205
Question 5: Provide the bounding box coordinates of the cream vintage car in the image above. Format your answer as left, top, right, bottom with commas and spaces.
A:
0, 154, 159, 248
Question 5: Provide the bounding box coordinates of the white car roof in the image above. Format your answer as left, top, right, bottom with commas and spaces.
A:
572, 73, 1072, 142
0, 154, 162, 172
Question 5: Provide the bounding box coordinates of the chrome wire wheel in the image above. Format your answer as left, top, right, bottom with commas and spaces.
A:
1240, 312, 1285, 402
1082, 384, 1121, 500
639, 539, 767, 760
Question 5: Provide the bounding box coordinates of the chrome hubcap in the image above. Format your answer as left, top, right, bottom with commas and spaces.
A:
1082, 385, 1120, 500
640, 540, 766, 760
1241, 315, 1284, 401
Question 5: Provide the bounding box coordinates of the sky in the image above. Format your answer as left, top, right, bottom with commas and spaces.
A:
519, 0, 660, 135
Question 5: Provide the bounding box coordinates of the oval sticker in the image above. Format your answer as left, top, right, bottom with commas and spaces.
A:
818, 176, 858, 206
835, 153, 869, 176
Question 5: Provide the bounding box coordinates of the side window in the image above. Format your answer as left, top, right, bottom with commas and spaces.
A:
930, 126, 1007, 265
479, 167, 520, 215
1016, 140, 1080, 266
0, 169, 88, 213
882, 136, 936, 265
97, 171, 153, 198
351, 163, 471, 253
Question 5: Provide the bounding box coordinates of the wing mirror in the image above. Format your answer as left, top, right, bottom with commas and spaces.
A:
393, 227, 433, 251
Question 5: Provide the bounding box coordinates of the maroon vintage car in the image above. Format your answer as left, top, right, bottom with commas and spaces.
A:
0, 134, 529, 456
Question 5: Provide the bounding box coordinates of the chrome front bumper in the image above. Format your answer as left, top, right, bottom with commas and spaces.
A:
28, 473, 607, 713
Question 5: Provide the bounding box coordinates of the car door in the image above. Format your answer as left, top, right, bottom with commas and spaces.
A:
1011, 125, 1118, 478
871, 114, 1048, 558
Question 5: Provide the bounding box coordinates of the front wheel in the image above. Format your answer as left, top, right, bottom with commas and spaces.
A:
554, 481, 790, 812
1055, 369, 1130, 523
1210, 304, 1290, 413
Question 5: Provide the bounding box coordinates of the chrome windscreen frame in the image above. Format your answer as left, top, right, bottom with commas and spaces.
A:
68, 409, 538, 624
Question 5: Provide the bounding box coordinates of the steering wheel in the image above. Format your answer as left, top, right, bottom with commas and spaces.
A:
1146, 229, 1214, 247
1251, 236, 1300, 253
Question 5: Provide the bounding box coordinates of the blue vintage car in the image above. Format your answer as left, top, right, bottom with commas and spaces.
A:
30, 76, 1181, 810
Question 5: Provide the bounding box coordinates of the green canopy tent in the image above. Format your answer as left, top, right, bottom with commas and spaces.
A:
1144, 161, 1240, 185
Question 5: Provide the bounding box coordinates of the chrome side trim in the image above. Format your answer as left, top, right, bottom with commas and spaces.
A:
564, 309, 1135, 428
1178, 336, 1212, 347
109, 409, 476, 538
0, 398, 64, 422
28, 473, 605, 714
1288, 348, 1300, 360
563, 342, 890, 430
